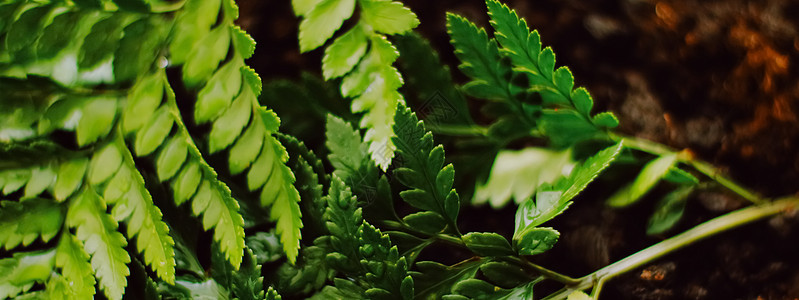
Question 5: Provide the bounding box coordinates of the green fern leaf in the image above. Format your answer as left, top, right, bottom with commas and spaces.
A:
0, 168, 30, 196
76, 97, 117, 146
122, 71, 165, 135
0, 198, 63, 250
513, 143, 622, 236
358, 222, 414, 300
485, 0, 618, 141
359, 0, 419, 35
322, 24, 368, 80
55, 233, 96, 299
298, 0, 356, 52
164, 85, 246, 268
296, 0, 417, 170
106, 135, 176, 283
170, 0, 221, 65
323, 175, 363, 273
24, 165, 56, 198
209, 76, 253, 154
278, 133, 328, 235
446, 12, 512, 101
210, 245, 265, 300
194, 59, 242, 124
205, 64, 303, 263
78, 14, 127, 71
474, 147, 574, 208
66, 188, 130, 300
485, 0, 542, 75
182, 24, 231, 88
114, 17, 169, 82
343, 34, 404, 170
266, 286, 283, 300
392, 104, 460, 230
607, 153, 678, 207
88, 141, 123, 185
53, 157, 88, 202
0, 249, 56, 299
325, 114, 368, 180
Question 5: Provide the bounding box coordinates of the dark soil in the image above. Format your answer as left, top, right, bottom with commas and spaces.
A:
241, 0, 799, 299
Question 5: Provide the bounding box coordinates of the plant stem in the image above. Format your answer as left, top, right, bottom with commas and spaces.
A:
382, 221, 581, 286
610, 133, 763, 204
427, 124, 489, 137
544, 197, 799, 299
503, 256, 580, 285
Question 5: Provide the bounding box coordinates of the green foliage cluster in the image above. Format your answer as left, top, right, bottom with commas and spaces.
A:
1, 0, 794, 299
0, 0, 300, 299
293, 0, 420, 170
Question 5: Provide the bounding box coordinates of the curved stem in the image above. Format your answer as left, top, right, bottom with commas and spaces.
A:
381, 221, 579, 285
610, 133, 763, 204
427, 124, 489, 137
545, 197, 799, 299
502, 256, 580, 285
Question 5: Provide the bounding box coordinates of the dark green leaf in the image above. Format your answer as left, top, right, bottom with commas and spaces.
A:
402, 211, 447, 235
515, 227, 559, 256
462, 232, 514, 256
607, 153, 678, 207
647, 186, 694, 235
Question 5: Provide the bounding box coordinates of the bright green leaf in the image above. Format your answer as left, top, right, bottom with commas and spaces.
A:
77, 97, 117, 146
298, 0, 355, 52
89, 142, 123, 185
209, 84, 253, 153
156, 136, 188, 182
359, 0, 419, 35
462, 232, 514, 256
322, 24, 368, 79
54, 158, 88, 202
647, 186, 694, 235
515, 227, 559, 256
607, 153, 678, 207
229, 121, 265, 175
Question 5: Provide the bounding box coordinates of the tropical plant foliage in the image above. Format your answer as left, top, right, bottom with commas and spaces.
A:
0, 0, 300, 298
0, 0, 794, 299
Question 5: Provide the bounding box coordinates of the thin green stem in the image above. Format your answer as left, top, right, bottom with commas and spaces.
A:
381, 221, 579, 285
428, 124, 489, 137
502, 256, 580, 286
544, 197, 799, 299
610, 133, 763, 204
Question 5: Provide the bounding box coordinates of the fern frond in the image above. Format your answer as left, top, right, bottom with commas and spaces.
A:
100, 134, 176, 284
295, 0, 419, 170
173, 0, 303, 264
210, 245, 266, 300
0, 198, 63, 250
446, 13, 515, 102
170, 84, 247, 269
484, 0, 618, 146
0, 249, 56, 299
325, 114, 370, 182
66, 188, 130, 300
299, 0, 356, 53
391, 104, 460, 232
317, 176, 413, 299
54, 233, 96, 299
279, 133, 328, 236
323, 175, 363, 273
266, 286, 283, 300
342, 33, 404, 170
358, 222, 415, 300
473, 148, 574, 208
